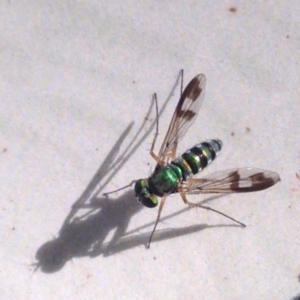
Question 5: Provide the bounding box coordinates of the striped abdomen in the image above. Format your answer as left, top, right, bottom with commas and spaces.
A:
171, 139, 222, 181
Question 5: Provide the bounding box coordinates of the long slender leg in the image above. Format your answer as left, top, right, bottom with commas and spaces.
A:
103, 180, 137, 196
179, 192, 246, 227
147, 196, 167, 248
150, 70, 184, 164
150, 93, 161, 163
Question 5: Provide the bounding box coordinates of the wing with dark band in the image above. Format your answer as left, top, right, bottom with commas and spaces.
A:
183, 168, 280, 194
157, 74, 206, 164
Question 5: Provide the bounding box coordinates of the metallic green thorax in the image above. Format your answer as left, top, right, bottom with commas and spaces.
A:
148, 166, 180, 197
134, 139, 222, 208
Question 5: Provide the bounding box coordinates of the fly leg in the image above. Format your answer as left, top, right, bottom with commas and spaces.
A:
147, 196, 167, 248
103, 180, 137, 196
150, 69, 184, 165
149, 93, 162, 163
179, 192, 246, 227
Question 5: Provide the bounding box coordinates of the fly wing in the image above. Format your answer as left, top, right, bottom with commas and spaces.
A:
183, 168, 280, 194
157, 74, 206, 164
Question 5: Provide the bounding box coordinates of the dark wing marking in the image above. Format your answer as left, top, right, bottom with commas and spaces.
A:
157, 74, 206, 163
183, 168, 280, 194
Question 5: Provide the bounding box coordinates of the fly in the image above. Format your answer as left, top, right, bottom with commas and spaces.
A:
104, 70, 280, 248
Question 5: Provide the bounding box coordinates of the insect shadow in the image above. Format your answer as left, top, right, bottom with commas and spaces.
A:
34, 71, 238, 273
291, 292, 300, 300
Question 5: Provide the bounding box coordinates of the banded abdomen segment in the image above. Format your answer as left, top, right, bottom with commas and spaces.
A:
171, 139, 222, 181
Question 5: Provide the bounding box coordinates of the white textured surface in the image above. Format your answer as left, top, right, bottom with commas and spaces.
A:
1, 1, 299, 299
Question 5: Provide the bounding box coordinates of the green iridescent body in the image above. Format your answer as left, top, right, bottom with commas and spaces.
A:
134, 139, 222, 208
104, 72, 280, 248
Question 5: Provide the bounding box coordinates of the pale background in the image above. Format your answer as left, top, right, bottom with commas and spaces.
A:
1, 1, 299, 300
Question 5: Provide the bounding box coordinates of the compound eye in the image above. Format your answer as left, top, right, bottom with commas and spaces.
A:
141, 195, 158, 208
134, 179, 147, 194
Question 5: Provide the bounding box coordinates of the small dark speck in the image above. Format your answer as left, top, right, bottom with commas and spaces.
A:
132, 80, 136, 84
153, 256, 156, 260
231, 132, 235, 136
12, 227, 15, 230
96, 148, 99, 151
286, 35, 290, 39
229, 7, 237, 13
3, 148, 7, 153
296, 173, 300, 179
245, 127, 251, 133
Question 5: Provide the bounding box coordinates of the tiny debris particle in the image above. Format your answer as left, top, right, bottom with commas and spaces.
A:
229, 7, 237, 13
